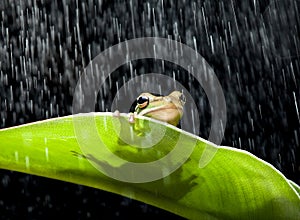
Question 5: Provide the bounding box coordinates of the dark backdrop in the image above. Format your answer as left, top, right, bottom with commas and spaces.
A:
0, 0, 299, 219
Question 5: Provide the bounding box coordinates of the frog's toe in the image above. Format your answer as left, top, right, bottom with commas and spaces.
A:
113, 110, 120, 117
128, 112, 135, 124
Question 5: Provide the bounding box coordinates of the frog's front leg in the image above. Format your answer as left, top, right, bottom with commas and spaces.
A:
113, 110, 147, 146
124, 111, 147, 135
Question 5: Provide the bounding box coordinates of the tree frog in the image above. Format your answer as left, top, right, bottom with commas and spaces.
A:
113, 91, 185, 143
127, 91, 186, 127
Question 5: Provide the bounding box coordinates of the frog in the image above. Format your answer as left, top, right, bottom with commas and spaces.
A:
114, 91, 185, 126
113, 91, 185, 144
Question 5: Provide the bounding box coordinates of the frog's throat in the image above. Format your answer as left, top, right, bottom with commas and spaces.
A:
138, 105, 182, 117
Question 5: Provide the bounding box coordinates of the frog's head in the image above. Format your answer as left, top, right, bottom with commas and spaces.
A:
129, 91, 186, 126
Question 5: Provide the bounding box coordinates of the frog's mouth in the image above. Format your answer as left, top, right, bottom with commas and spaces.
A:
139, 105, 183, 126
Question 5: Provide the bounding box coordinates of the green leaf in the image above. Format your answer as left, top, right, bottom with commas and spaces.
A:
0, 113, 299, 219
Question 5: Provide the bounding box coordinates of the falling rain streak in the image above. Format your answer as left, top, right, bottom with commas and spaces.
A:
25, 156, 30, 170
293, 92, 300, 124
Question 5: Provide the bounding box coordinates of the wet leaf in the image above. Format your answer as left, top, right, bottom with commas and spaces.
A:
0, 113, 299, 219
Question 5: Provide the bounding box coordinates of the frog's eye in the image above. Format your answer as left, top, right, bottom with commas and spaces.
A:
137, 96, 149, 109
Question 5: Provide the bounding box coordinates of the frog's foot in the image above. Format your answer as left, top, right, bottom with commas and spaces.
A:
128, 112, 136, 124
113, 110, 120, 117
113, 110, 137, 124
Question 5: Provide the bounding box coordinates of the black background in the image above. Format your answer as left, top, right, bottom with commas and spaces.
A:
0, 0, 299, 219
